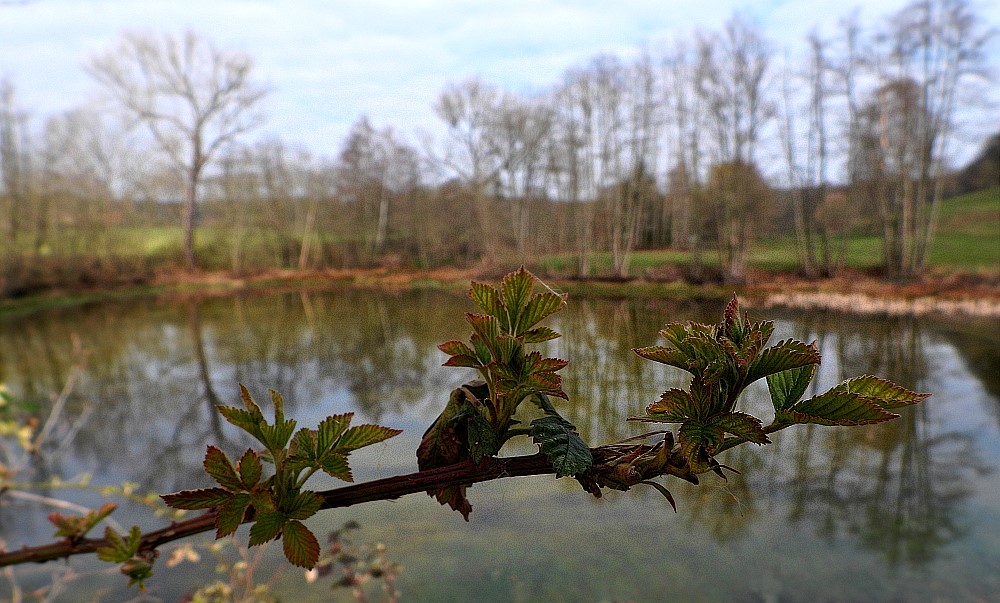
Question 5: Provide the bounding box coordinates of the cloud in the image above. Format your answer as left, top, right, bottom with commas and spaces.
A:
1, 0, 997, 159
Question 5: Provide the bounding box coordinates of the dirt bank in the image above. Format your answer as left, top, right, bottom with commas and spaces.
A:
3, 266, 999, 319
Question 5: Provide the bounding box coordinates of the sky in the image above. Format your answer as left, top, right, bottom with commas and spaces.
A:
1, 0, 998, 161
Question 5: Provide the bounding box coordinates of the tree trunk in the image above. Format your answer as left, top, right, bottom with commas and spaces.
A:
183, 165, 199, 271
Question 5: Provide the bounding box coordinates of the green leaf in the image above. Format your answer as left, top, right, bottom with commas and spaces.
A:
290, 428, 318, 463
217, 406, 265, 442
720, 294, 745, 344
465, 411, 499, 463
336, 424, 402, 452
642, 389, 696, 422
249, 487, 276, 513
121, 557, 154, 590
787, 390, 898, 426
734, 324, 770, 367
204, 446, 242, 492
438, 339, 475, 357
319, 453, 352, 481
237, 449, 262, 489
263, 418, 297, 452
317, 413, 353, 453
466, 313, 503, 357
500, 267, 534, 319
443, 354, 484, 368
659, 321, 712, 348
678, 420, 725, 456
248, 511, 285, 546
122, 560, 153, 590
530, 415, 593, 477
469, 281, 505, 319
161, 487, 233, 510
282, 520, 321, 569
269, 389, 286, 424
521, 371, 568, 400
96, 526, 129, 563
831, 375, 929, 409
745, 339, 820, 385
529, 392, 558, 414
283, 490, 323, 520
525, 352, 568, 374
470, 333, 492, 364
215, 493, 251, 538
766, 364, 817, 412
522, 326, 561, 343
632, 345, 689, 371
239, 384, 265, 419
126, 525, 142, 552
493, 333, 520, 364
709, 412, 769, 444
518, 292, 566, 334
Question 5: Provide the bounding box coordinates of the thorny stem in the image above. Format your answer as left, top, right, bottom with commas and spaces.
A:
0, 445, 693, 569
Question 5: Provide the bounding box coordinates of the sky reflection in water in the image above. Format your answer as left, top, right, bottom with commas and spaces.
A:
0, 288, 997, 601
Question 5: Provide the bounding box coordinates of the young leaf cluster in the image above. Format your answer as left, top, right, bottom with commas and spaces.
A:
419, 268, 591, 518
48, 502, 117, 543
633, 296, 927, 473
96, 526, 154, 590
162, 385, 400, 569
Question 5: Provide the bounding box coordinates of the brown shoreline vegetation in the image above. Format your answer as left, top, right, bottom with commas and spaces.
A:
3, 265, 999, 319
745, 270, 1000, 318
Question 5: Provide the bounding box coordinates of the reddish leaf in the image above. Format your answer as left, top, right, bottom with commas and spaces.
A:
203, 446, 242, 491
282, 520, 321, 569
644, 389, 696, 422
710, 412, 770, 444
438, 340, 475, 357
248, 511, 285, 546
832, 375, 930, 409
237, 449, 262, 489
215, 493, 251, 538
161, 487, 233, 510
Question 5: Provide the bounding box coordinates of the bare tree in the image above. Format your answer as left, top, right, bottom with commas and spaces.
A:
779, 31, 849, 278
491, 97, 554, 257
607, 54, 660, 278
337, 116, 420, 266
433, 78, 510, 262
871, 0, 994, 278
696, 13, 774, 166
0, 78, 29, 245
704, 160, 774, 284
552, 56, 633, 277
695, 14, 776, 282
87, 30, 268, 270
661, 40, 705, 251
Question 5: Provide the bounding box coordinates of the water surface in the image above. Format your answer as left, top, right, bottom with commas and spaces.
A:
1, 288, 997, 601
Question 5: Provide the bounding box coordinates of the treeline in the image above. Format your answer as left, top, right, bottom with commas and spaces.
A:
0, 0, 995, 296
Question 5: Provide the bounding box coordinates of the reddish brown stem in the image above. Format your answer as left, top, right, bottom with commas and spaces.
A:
0, 453, 557, 568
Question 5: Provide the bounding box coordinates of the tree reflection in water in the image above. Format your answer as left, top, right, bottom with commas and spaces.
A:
770, 314, 986, 567
0, 290, 996, 585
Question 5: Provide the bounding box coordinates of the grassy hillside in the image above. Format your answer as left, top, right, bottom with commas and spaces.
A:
929, 186, 1000, 270
538, 186, 999, 278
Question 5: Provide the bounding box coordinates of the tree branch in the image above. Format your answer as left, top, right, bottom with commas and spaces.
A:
0, 452, 582, 568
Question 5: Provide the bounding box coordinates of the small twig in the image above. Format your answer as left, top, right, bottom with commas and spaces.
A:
32, 336, 87, 454
1, 490, 126, 533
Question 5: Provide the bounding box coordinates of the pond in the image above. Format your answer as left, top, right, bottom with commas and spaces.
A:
1, 287, 998, 601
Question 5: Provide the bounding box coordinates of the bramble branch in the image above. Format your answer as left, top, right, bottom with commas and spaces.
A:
0, 445, 690, 568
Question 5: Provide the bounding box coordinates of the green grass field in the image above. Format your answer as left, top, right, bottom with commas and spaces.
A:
539, 187, 999, 277
7, 187, 997, 281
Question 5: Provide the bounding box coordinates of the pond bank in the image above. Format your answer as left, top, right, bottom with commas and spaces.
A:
2, 266, 999, 319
